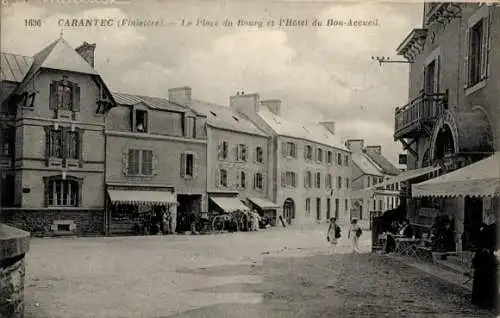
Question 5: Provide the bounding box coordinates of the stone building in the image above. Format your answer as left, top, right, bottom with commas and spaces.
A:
190, 99, 279, 220
393, 3, 499, 250
348, 139, 401, 226
230, 93, 352, 225
105, 87, 207, 234
0, 38, 116, 234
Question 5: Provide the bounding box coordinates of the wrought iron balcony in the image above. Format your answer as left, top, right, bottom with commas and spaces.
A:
394, 90, 448, 140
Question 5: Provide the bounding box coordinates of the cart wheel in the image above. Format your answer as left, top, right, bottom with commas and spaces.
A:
212, 216, 224, 233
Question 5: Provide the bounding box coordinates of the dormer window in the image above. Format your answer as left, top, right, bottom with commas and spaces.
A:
135, 109, 148, 133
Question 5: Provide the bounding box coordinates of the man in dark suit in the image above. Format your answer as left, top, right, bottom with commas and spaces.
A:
399, 219, 414, 238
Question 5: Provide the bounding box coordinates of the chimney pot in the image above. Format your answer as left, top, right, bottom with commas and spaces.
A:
75, 42, 96, 68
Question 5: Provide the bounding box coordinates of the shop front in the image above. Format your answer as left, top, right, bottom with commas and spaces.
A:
412, 152, 500, 252
105, 184, 177, 235
246, 196, 280, 227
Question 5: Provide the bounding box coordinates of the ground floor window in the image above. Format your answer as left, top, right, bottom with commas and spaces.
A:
44, 177, 81, 207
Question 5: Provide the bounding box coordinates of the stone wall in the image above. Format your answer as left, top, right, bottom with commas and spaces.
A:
1, 209, 104, 236
0, 255, 26, 318
0, 224, 30, 318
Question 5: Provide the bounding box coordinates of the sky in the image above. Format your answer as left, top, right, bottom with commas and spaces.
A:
1, 0, 423, 166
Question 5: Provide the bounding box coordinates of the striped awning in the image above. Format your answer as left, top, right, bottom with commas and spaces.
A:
412, 152, 500, 198
210, 197, 249, 213
108, 190, 176, 205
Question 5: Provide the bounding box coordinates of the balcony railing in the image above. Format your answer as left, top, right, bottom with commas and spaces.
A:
394, 90, 448, 138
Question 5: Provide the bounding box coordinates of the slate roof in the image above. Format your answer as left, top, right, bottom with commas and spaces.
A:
364, 148, 400, 176
0, 53, 33, 82
190, 99, 268, 137
112, 91, 190, 113
257, 106, 348, 151
351, 153, 383, 176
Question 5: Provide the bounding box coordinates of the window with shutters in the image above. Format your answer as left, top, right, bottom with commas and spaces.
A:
254, 172, 263, 190
466, 8, 490, 92
326, 174, 332, 189
46, 128, 81, 160
56, 82, 73, 110
305, 145, 313, 161
127, 149, 153, 176
305, 198, 311, 216
283, 142, 296, 158
469, 19, 484, 86
218, 141, 228, 160
181, 153, 194, 178
220, 169, 228, 187
327, 151, 333, 164
236, 144, 247, 161
44, 176, 81, 207
255, 146, 264, 163
316, 148, 323, 162
0, 127, 14, 157
283, 171, 296, 188
315, 172, 321, 188
304, 171, 312, 188
240, 171, 246, 188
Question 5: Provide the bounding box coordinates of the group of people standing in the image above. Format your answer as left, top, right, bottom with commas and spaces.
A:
326, 218, 363, 253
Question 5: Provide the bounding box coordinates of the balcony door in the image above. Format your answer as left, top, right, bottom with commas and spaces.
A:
424, 57, 440, 117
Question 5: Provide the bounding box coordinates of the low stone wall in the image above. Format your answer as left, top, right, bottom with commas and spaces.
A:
0, 224, 30, 318
1, 209, 104, 236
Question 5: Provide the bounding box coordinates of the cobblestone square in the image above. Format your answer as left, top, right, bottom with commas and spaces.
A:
22, 225, 496, 318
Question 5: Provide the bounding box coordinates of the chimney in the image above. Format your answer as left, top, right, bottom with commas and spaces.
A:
319, 121, 335, 135
366, 145, 382, 155
229, 92, 261, 116
169, 87, 192, 107
345, 139, 365, 154
261, 99, 282, 116
75, 41, 96, 68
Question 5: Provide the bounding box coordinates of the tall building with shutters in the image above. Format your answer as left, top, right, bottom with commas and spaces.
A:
392, 3, 499, 248
230, 93, 352, 225
0, 38, 116, 234
105, 88, 207, 234
190, 99, 279, 219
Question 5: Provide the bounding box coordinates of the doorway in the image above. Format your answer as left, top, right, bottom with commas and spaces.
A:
283, 198, 295, 225
464, 197, 483, 250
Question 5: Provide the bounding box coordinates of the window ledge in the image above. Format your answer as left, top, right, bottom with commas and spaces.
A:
465, 79, 487, 96
48, 157, 63, 167
126, 174, 155, 178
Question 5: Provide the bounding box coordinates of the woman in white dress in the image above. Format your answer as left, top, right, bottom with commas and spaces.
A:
348, 218, 361, 253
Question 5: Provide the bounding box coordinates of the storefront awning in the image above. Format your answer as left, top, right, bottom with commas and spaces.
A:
412, 152, 500, 198
374, 166, 441, 189
108, 190, 176, 205
210, 197, 250, 213
247, 197, 280, 209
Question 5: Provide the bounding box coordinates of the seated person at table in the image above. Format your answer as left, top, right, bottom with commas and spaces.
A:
385, 219, 413, 253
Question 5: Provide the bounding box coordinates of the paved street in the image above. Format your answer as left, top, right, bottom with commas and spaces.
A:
24, 225, 495, 318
